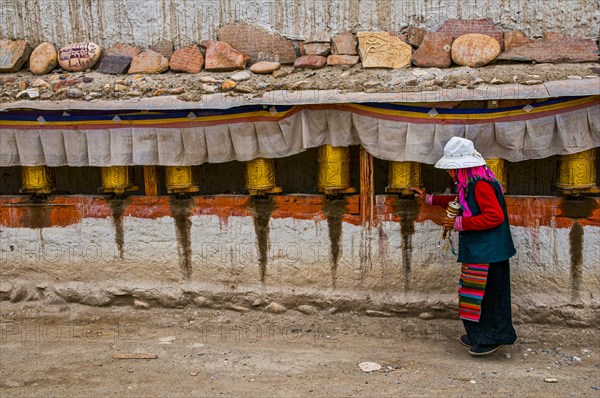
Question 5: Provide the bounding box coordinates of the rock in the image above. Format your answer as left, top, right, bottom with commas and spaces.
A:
571, 356, 582, 362
437, 18, 504, 49
16, 88, 39, 99
203, 41, 248, 71
66, 87, 83, 98
128, 50, 169, 74
31, 79, 50, 88
407, 26, 428, 47
234, 84, 254, 93
297, 305, 318, 315
133, 299, 150, 309
29, 42, 57, 75
199, 76, 221, 83
472, 77, 485, 84
490, 77, 504, 84
201, 83, 217, 93
498, 35, 599, 63
419, 312, 434, 319
149, 39, 174, 59
451, 33, 501, 67
250, 61, 281, 74
544, 377, 558, 383
305, 43, 331, 56
357, 32, 412, 68
169, 45, 204, 73
331, 32, 358, 55
169, 87, 185, 95
306, 31, 331, 43
365, 310, 391, 317
327, 55, 360, 66
230, 71, 251, 81
273, 66, 293, 78
504, 30, 531, 49
293, 55, 327, 69
106, 44, 141, 58
220, 79, 237, 91
0, 39, 32, 72
411, 31, 453, 68
218, 21, 298, 64
58, 42, 101, 71
54, 78, 81, 90
95, 54, 132, 75
264, 302, 286, 314
358, 362, 381, 372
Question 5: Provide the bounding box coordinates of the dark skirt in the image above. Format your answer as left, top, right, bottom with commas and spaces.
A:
462, 259, 517, 346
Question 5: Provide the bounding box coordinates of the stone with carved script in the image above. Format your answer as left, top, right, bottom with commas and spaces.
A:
58, 42, 101, 72
357, 32, 412, 68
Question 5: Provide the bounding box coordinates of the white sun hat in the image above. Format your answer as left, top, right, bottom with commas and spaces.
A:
434, 137, 486, 169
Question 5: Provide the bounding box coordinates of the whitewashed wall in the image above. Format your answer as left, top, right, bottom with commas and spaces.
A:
1, 0, 598, 48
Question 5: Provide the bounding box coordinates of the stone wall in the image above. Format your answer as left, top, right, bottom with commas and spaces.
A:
1, 0, 598, 48
1, 195, 599, 326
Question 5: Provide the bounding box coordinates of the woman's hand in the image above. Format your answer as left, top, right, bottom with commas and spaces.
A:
410, 186, 426, 205
442, 216, 455, 230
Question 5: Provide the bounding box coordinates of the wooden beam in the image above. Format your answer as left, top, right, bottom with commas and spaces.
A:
359, 147, 374, 228
143, 166, 159, 196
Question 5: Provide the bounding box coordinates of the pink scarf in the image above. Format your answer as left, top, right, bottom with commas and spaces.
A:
450, 166, 502, 217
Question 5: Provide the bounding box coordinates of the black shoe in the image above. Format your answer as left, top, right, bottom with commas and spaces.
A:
469, 344, 505, 356
459, 335, 472, 348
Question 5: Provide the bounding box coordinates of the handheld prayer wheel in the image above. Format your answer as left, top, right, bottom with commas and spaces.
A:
386, 161, 422, 195
317, 145, 356, 195
245, 158, 282, 196
485, 158, 507, 191
556, 149, 599, 195
100, 166, 139, 195
20, 166, 55, 195
165, 166, 200, 194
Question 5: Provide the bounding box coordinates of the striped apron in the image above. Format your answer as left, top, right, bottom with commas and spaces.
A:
458, 263, 490, 322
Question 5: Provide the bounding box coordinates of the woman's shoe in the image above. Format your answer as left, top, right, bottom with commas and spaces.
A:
469, 344, 505, 356
459, 335, 472, 348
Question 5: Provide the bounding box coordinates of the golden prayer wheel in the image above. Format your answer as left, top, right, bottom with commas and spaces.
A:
165, 166, 200, 194
100, 166, 139, 195
20, 166, 55, 194
317, 145, 356, 195
386, 161, 422, 195
245, 158, 282, 195
556, 148, 599, 195
485, 158, 507, 191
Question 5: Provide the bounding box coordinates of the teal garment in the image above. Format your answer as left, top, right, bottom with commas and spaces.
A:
457, 179, 517, 264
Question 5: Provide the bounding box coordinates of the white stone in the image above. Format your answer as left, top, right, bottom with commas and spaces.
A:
230, 71, 251, 82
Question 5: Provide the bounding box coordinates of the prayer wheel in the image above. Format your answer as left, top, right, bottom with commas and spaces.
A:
317, 145, 356, 195
386, 161, 422, 195
100, 166, 138, 195
165, 166, 200, 194
485, 158, 507, 191
245, 158, 282, 195
556, 148, 599, 195
20, 166, 55, 194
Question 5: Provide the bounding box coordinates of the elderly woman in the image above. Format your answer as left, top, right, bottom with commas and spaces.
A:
412, 137, 517, 356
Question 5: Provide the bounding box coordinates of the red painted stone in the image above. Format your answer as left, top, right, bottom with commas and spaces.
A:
169, 46, 204, 74
293, 55, 327, 69
411, 32, 453, 68
203, 41, 248, 71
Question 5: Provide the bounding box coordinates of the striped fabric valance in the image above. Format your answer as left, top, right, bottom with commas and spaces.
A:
1, 96, 598, 166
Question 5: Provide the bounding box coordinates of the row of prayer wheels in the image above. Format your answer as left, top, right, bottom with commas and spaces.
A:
19, 147, 599, 196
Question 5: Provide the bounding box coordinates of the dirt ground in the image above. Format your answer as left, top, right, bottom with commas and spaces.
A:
0, 302, 598, 397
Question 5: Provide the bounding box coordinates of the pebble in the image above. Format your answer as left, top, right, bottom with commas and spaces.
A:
273, 67, 293, 78
544, 377, 558, 383
521, 79, 543, 85
31, 79, 50, 88
418, 312, 434, 319
249, 61, 281, 74
221, 79, 237, 91
16, 88, 40, 99
201, 83, 217, 93
505, 353, 512, 359
159, 336, 176, 344
66, 87, 83, 98
358, 362, 381, 372
83, 76, 94, 83
297, 305, 318, 315
230, 71, 251, 82
169, 87, 185, 95
234, 84, 254, 93
490, 77, 505, 84
571, 356, 582, 362
472, 77, 484, 85
264, 302, 286, 314
566, 75, 582, 79
133, 299, 149, 309
18, 80, 28, 90
199, 76, 220, 83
